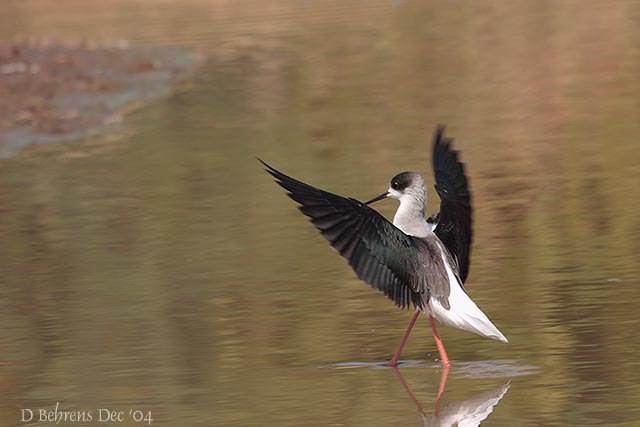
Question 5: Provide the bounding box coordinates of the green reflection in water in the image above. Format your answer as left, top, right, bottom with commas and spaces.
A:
1, 1, 640, 426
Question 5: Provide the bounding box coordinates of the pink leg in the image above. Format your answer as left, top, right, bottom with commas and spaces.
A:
429, 315, 450, 367
384, 309, 421, 367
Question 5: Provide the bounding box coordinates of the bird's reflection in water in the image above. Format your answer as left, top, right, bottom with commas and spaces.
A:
391, 366, 510, 427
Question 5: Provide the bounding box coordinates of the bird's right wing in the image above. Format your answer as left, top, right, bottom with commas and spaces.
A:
261, 160, 423, 309
432, 126, 473, 283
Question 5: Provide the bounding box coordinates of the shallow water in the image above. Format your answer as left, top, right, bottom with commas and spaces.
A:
1, 1, 640, 426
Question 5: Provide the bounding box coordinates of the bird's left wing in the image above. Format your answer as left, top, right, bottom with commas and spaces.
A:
261, 160, 423, 309
432, 126, 473, 283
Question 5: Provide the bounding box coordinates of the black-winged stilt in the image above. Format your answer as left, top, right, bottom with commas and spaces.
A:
261, 125, 507, 367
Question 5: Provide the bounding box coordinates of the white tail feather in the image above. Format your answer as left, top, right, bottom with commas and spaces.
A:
428, 246, 508, 343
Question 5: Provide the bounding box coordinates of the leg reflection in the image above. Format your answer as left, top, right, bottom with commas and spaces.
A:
391, 366, 427, 416
391, 366, 509, 426
433, 364, 450, 416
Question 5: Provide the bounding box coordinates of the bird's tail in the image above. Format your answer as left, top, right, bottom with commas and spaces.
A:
428, 244, 508, 343
428, 269, 508, 343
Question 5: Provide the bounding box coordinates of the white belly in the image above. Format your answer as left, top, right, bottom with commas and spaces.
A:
427, 244, 508, 343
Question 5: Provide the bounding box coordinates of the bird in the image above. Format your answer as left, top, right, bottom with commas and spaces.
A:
260, 125, 507, 367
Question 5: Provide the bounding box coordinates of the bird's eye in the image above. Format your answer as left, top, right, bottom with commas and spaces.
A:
391, 181, 399, 190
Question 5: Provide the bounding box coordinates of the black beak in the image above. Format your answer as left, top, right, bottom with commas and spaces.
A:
365, 191, 389, 205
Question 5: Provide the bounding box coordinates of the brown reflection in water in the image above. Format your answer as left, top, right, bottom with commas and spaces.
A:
1, 0, 640, 426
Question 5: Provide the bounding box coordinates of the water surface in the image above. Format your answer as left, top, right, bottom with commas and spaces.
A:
1, 1, 640, 426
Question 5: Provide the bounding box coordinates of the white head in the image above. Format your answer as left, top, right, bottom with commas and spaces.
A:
387, 172, 427, 208
365, 172, 430, 237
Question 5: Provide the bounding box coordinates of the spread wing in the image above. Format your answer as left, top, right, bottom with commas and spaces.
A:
432, 125, 473, 283
261, 159, 424, 309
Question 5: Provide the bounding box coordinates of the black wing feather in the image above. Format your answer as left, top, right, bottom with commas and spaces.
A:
432, 125, 473, 283
260, 159, 422, 309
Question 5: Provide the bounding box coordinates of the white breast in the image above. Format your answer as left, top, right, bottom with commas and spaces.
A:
392, 199, 430, 238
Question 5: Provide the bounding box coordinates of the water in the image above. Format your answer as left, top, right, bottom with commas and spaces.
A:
1, 1, 640, 426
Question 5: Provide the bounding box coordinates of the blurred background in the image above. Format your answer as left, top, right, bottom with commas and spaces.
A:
1, 1, 640, 426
